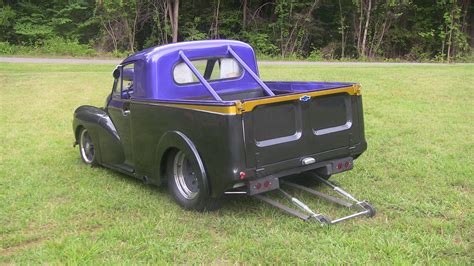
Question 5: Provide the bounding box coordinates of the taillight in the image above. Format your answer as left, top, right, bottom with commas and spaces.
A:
263, 181, 270, 188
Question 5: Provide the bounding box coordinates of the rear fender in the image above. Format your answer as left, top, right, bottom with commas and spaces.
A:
73, 105, 124, 164
153, 131, 210, 196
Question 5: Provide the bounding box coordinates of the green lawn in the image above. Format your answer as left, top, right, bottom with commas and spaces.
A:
1, 63, 473, 264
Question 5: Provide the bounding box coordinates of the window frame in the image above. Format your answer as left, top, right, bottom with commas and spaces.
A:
172, 56, 244, 86
121, 63, 135, 99
111, 65, 122, 98
111, 63, 135, 99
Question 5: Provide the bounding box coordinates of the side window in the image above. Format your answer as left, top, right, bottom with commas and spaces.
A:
112, 66, 121, 97
121, 64, 134, 98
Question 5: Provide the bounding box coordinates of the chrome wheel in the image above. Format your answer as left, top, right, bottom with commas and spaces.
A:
172, 151, 199, 200
80, 129, 95, 164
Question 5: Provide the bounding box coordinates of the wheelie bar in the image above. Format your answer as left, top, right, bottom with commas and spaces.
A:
254, 174, 375, 225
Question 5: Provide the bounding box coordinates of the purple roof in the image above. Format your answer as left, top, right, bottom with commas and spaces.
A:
120, 40, 260, 101
122, 40, 254, 64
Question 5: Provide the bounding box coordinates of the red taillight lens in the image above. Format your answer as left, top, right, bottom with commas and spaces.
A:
255, 182, 262, 189
263, 181, 270, 188
345, 161, 350, 168
239, 171, 246, 180
337, 163, 343, 169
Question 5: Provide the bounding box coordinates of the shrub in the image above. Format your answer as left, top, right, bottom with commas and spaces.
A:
307, 49, 323, 61
320, 42, 338, 60
243, 32, 279, 55
40, 37, 96, 56
0, 41, 14, 54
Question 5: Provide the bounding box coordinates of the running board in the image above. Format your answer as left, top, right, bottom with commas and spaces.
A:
253, 174, 375, 225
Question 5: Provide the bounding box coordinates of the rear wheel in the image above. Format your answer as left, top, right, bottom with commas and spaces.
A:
79, 128, 97, 166
167, 150, 221, 211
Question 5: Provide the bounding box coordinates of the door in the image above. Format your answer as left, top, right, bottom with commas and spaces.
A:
107, 63, 135, 166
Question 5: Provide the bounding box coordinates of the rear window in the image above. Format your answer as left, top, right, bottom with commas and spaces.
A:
173, 57, 242, 84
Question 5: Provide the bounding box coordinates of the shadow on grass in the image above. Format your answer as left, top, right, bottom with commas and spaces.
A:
87, 162, 354, 224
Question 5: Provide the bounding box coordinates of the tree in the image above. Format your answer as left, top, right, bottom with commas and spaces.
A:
0, 0, 472, 60
242, 0, 248, 30
167, 0, 179, 43
274, 0, 320, 57
0, 5, 16, 42
338, 0, 347, 58
353, 0, 408, 58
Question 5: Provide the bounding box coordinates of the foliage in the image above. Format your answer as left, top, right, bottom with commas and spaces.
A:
0, 0, 473, 61
41, 37, 96, 56
307, 48, 323, 61
0, 41, 13, 54
0, 38, 96, 57
181, 17, 207, 41
242, 32, 279, 55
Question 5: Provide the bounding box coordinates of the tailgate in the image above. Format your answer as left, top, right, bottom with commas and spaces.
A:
241, 85, 361, 170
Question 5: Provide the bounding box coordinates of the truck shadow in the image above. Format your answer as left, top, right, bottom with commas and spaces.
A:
94, 165, 346, 223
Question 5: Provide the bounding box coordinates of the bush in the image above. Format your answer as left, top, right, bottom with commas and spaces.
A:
40, 37, 96, 56
405, 45, 432, 62
320, 42, 338, 60
0, 38, 97, 57
307, 49, 323, 61
243, 32, 279, 55
0, 42, 14, 54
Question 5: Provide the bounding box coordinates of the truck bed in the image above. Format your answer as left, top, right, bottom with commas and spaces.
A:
186, 81, 355, 101
180, 81, 365, 177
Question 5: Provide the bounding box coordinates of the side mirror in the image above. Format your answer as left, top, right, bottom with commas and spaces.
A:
112, 66, 121, 79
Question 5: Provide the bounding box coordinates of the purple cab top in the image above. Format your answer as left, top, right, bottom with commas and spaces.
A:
120, 40, 260, 101
118, 39, 354, 103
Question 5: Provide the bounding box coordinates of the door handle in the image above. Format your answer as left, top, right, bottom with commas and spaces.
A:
122, 108, 130, 116
122, 101, 131, 116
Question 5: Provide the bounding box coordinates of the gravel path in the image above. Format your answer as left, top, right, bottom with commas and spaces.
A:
1, 56, 471, 65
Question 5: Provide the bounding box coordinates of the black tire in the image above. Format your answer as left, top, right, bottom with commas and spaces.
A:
78, 128, 97, 166
166, 150, 221, 211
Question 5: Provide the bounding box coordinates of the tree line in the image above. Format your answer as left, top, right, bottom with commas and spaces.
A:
0, 0, 473, 61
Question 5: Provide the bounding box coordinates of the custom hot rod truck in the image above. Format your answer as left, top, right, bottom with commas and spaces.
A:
73, 40, 375, 225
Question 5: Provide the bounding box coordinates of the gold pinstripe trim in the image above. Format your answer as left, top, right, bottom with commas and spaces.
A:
156, 102, 239, 115
239, 84, 361, 113
139, 84, 360, 115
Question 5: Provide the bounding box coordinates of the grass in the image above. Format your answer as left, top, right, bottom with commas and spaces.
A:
0, 62, 473, 264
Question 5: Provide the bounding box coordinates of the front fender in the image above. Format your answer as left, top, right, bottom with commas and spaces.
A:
73, 105, 124, 164
152, 131, 210, 196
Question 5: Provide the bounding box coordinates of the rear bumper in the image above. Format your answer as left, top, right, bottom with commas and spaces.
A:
221, 141, 367, 195
246, 141, 366, 180
217, 141, 367, 197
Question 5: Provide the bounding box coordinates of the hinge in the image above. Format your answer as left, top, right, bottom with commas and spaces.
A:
235, 101, 245, 113
353, 84, 362, 95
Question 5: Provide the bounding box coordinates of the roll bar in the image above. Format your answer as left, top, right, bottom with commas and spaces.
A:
178, 47, 275, 102
227, 46, 275, 97
179, 51, 223, 101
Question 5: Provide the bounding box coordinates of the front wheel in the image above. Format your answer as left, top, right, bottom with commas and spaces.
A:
167, 150, 221, 211
79, 128, 97, 166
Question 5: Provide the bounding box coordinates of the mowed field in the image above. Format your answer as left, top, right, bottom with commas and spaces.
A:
0, 62, 473, 264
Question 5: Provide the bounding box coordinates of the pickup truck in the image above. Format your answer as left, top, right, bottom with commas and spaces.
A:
73, 40, 371, 222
